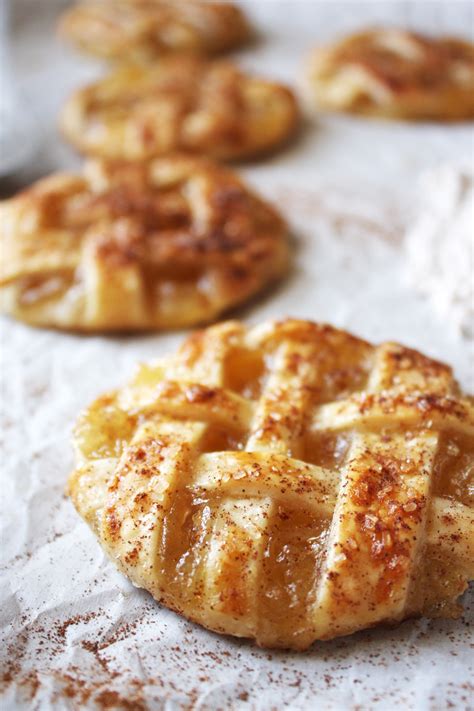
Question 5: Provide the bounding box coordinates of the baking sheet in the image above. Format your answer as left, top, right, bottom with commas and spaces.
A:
1, 1, 473, 709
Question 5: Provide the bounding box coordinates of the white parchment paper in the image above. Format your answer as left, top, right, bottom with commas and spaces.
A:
1, 2, 473, 709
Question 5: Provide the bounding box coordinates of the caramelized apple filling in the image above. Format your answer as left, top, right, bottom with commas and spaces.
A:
411, 544, 470, 618
224, 346, 266, 399
433, 431, 474, 506
19, 273, 72, 306
143, 264, 212, 310
303, 432, 350, 471
261, 507, 329, 644
199, 426, 244, 454
75, 396, 137, 460
160, 485, 198, 604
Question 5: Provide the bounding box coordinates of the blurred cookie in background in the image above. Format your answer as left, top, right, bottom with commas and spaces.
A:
0, 155, 290, 332
58, 0, 252, 61
60, 57, 299, 162
306, 28, 474, 121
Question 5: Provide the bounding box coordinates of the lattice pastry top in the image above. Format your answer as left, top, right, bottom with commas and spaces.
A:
59, 0, 251, 61
60, 56, 299, 162
68, 319, 474, 649
0, 157, 288, 332
306, 28, 474, 121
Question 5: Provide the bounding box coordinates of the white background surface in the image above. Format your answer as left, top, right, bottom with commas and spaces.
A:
1, 1, 473, 709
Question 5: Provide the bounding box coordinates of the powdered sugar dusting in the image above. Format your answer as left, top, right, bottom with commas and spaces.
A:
406, 165, 474, 339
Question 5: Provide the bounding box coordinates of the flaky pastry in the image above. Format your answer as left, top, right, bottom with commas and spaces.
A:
60, 57, 299, 162
68, 319, 474, 649
59, 0, 251, 61
0, 158, 288, 331
307, 28, 474, 121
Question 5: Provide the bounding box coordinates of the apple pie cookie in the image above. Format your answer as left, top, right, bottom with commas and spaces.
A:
0, 158, 288, 331
68, 319, 474, 649
59, 0, 251, 61
307, 29, 474, 121
60, 57, 299, 162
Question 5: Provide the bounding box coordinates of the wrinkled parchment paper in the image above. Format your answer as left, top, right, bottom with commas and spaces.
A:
1, 2, 473, 709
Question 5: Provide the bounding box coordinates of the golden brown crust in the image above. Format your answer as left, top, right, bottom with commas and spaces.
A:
59, 0, 252, 60
0, 158, 289, 331
60, 57, 299, 162
68, 319, 474, 648
307, 28, 474, 121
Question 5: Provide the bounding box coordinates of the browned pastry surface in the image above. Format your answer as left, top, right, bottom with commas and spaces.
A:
307, 28, 474, 121
68, 319, 474, 649
60, 57, 299, 162
59, 0, 252, 60
0, 158, 288, 331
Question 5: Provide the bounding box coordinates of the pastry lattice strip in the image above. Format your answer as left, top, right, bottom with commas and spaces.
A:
71, 321, 474, 648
